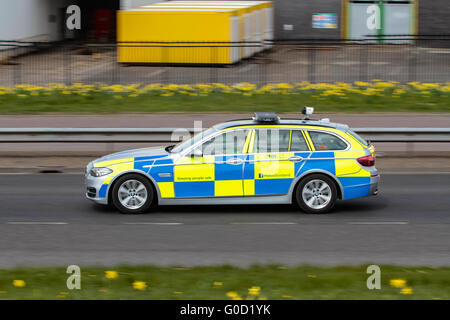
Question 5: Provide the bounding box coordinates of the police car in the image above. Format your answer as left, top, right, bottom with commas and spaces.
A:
85, 108, 379, 214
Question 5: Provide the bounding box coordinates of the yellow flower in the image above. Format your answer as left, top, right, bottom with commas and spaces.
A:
248, 286, 261, 296
213, 282, 223, 287
173, 291, 183, 294
13, 280, 26, 287
390, 279, 407, 288
226, 291, 239, 298
132, 281, 147, 290
307, 274, 317, 278
393, 89, 405, 95
400, 287, 413, 295
105, 270, 119, 279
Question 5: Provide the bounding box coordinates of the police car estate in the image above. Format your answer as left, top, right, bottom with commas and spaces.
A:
85, 108, 379, 214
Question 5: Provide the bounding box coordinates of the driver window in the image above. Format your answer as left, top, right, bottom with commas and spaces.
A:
201, 130, 249, 156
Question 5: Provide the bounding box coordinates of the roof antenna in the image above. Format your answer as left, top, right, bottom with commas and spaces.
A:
302, 106, 314, 120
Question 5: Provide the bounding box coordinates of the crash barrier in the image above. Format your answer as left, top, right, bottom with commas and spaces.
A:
0, 128, 449, 144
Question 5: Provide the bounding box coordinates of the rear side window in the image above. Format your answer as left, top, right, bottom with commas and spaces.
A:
347, 130, 369, 147
309, 131, 347, 151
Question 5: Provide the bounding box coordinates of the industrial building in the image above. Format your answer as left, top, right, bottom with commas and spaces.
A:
0, 0, 448, 43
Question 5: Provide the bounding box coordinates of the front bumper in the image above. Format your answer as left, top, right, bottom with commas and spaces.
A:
85, 173, 109, 205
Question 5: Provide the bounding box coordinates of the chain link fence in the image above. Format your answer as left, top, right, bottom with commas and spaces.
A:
0, 37, 449, 87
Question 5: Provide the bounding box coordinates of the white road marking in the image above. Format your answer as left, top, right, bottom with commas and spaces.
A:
6, 222, 68, 225
237, 64, 256, 73
230, 222, 297, 225
122, 222, 183, 225
73, 61, 115, 76
148, 69, 165, 77
347, 221, 409, 225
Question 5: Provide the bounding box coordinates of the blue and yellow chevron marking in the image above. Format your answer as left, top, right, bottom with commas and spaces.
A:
94, 126, 374, 201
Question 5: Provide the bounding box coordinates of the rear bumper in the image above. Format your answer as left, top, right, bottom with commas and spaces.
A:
369, 174, 380, 195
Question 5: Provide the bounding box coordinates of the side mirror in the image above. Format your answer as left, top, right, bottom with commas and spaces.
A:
191, 148, 203, 158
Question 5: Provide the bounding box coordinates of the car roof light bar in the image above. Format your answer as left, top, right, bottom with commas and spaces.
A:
253, 112, 280, 123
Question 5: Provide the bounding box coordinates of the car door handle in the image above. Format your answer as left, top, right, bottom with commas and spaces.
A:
226, 158, 244, 165
288, 156, 303, 162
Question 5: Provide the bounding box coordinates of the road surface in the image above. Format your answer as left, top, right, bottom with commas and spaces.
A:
0, 173, 448, 268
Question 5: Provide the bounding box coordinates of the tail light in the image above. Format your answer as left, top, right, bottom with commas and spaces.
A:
357, 155, 375, 167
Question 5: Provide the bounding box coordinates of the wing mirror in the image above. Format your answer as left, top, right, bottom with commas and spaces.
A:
191, 148, 203, 158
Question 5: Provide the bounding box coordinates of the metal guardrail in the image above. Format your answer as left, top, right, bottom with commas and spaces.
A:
0, 128, 449, 143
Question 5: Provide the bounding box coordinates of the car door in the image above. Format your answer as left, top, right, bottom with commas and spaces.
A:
173, 128, 250, 198
244, 127, 311, 196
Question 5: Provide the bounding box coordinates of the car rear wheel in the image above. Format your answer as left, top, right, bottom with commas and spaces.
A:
112, 174, 154, 214
295, 174, 337, 214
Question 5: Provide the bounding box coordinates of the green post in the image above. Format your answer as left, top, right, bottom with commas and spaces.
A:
377, 0, 384, 44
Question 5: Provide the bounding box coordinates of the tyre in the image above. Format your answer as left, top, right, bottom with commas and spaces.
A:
111, 174, 155, 214
295, 174, 337, 214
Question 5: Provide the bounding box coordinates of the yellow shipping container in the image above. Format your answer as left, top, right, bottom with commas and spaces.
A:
138, 4, 251, 58
153, 1, 274, 51
117, 8, 241, 64
142, 1, 273, 57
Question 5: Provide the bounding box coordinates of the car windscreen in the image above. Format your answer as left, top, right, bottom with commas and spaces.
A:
171, 127, 218, 154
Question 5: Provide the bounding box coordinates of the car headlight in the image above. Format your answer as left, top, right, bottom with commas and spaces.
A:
90, 167, 113, 177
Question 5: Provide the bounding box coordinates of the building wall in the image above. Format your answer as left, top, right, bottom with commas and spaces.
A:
274, 0, 342, 39
121, 0, 162, 10
0, 0, 75, 42
418, 0, 450, 35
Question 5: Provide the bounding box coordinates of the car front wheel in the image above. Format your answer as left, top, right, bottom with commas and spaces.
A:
111, 174, 154, 214
295, 174, 337, 214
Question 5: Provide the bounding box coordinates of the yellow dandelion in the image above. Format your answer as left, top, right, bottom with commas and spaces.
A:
390, 279, 407, 288
13, 280, 26, 287
226, 291, 239, 298
307, 274, 317, 278
173, 291, 183, 294
213, 282, 223, 287
105, 270, 119, 279
248, 286, 261, 296
132, 281, 147, 290
400, 287, 413, 295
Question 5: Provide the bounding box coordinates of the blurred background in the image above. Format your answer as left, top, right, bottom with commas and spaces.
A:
0, 1, 448, 299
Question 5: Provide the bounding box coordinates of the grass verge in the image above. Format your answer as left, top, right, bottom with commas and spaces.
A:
0, 82, 449, 113
0, 265, 449, 300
